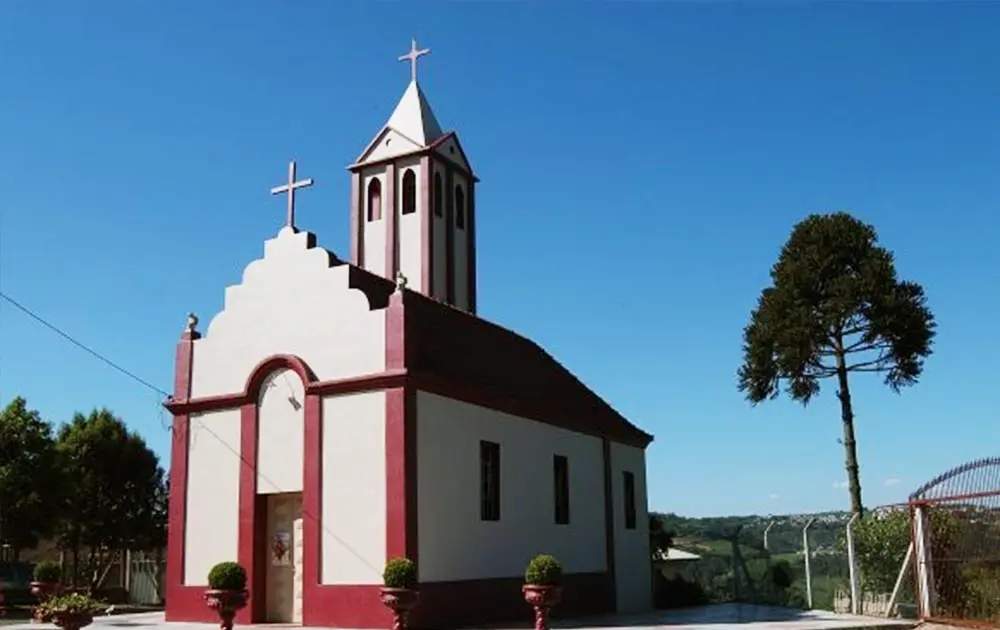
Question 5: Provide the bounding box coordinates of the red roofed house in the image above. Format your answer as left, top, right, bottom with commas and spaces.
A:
164, 41, 653, 629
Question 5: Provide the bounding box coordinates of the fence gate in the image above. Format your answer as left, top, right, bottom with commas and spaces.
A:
126, 551, 164, 606
909, 456, 1000, 628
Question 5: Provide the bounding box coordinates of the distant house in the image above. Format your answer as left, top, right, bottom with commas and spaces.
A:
654, 548, 702, 580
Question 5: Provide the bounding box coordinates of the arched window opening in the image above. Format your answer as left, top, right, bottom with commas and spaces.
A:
367, 178, 382, 222
455, 185, 466, 230
433, 173, 443, 217
402, 169, 417, 215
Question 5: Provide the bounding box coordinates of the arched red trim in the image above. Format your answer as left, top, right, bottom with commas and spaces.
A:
242, 354, 317, 399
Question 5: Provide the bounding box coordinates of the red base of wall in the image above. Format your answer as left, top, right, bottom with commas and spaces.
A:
164, 571, 613, 629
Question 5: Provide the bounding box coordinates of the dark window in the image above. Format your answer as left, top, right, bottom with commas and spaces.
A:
480, 441, 501, 521
454, 185, 466, 229
366, 178, 382, 222
433, 173, 443, 217
554, 455, 570, 525
401, 169, 416, 215
623, 471, 637, 530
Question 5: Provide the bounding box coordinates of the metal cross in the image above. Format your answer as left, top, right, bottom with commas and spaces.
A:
270, 161, 314, 228
398, 38, 431, 83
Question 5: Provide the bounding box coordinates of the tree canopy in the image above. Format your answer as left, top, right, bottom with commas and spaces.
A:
737, 212, 936, 514
0, 397, 166, 587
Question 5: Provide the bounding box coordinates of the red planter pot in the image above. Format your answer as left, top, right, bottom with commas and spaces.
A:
379, 587, 419, 630
31, 581, 64, 599
522, 584, 563, 630
50, 611, 95, 630
204, 589, 249, 630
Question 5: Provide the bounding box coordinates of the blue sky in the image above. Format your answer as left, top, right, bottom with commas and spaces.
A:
2, 2, 998, 518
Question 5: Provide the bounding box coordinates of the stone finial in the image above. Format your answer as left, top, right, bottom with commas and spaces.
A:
185, 312, 199, 334
395, 271, 408, 292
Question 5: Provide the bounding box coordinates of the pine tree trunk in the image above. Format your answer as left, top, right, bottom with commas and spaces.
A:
835, 357, 864, 516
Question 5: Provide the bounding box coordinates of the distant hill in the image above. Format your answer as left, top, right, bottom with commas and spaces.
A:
653, 511, 852, 556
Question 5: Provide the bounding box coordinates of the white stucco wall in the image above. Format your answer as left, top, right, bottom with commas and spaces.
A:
320, 392, 386, 585
396, 157, 423, 293
416, 392, 606, 582
184, 409, 242, 585
363, 128, 423, 164
610, 442, 653, 612
256, 368, 306, 494
190, 227, 386, 398
361, 168, 388, 279
433, 135, 470, 172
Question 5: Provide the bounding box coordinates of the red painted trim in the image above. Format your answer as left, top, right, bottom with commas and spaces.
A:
349, 172, 361, 265
419, 156, 432, 295
466, 180, 477, 314
413, 572, 613, 629
237, 403, 259, 624
163, 414, 189, 613
384, 164, 397, 281
444, 166, 455, 305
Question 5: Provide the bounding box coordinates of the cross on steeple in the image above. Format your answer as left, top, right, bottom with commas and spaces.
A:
270, 161, 314, 228
398, 38, 431, 83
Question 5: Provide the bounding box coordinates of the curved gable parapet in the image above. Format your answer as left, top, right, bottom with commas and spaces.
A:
190, 227, 389, 399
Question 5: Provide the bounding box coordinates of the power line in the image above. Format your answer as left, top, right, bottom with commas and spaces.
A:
1, 291, 172, 398
0, 289, 382, 577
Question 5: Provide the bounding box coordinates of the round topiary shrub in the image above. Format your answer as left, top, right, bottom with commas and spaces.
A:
34, 560, 62, 583
382, 557, 417, 589
524, 554, 562, 586
207, 562, 248, 592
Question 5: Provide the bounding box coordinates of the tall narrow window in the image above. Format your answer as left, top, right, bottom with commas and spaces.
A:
401, 169, 416, 215
433, 173, 443, 217
454, 185, 466, 229
553, 455, 570, 525
480, 440, 501, 521
623, 471, 637, 530
367, 178, 382, 222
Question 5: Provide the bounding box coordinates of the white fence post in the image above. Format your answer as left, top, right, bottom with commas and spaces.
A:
913, 504, 935, 619
803, 518, 815, 609
846, 513, 861, 615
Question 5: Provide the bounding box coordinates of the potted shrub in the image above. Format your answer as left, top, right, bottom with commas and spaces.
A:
204, 561, 248, 630
31, 560, 64, 621
36, 592, 105, 630
379, 557, 418, 630
523, 554, 563, 630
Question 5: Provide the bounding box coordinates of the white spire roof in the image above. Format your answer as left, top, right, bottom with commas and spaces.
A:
385, 80, 443, 147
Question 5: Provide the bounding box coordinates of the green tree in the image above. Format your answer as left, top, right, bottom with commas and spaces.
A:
55, 408, 166, 588
737, 213, 936, 515
0, 397, 60, 559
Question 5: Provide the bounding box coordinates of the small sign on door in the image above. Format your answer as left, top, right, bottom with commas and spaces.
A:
272, 531, 292, 566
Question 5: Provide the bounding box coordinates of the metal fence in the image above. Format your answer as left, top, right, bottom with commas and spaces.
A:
910, 457, 1000, 628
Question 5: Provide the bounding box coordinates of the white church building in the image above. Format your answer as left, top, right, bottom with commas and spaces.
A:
164, 41, 654, 629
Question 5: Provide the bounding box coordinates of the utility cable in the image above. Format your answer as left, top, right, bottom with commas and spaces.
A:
0, 290, 382, 578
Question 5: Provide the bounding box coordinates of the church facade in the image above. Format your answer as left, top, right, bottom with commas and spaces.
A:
164, 42, 654, 629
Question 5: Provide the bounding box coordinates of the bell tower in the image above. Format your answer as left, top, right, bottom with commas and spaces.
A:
348, 39, 478, 314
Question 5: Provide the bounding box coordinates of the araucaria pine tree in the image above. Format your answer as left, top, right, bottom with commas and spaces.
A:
737, 212, 936, 515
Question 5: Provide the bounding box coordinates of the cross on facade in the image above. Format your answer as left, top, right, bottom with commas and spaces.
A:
398, 38, 431, 83
270, 161, 314, 228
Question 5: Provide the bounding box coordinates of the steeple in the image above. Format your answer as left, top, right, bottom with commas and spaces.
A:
384, 80, 443, 147
347, 39, 479, 314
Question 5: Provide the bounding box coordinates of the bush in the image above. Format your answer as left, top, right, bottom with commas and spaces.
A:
37, 592, 106, 616
33, 560, 61, 584
382, 558, 417, 589
524, 554, 562, 586
207, 562, 247, 591
653, 573, 709, 609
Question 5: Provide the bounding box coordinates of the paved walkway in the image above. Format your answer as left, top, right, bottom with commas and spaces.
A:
0, 605, 916, 630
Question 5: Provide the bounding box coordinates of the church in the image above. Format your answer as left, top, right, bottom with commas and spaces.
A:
164, 40, 654, 629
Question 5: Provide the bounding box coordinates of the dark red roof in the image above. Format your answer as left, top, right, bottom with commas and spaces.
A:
401, 289, 653, 448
